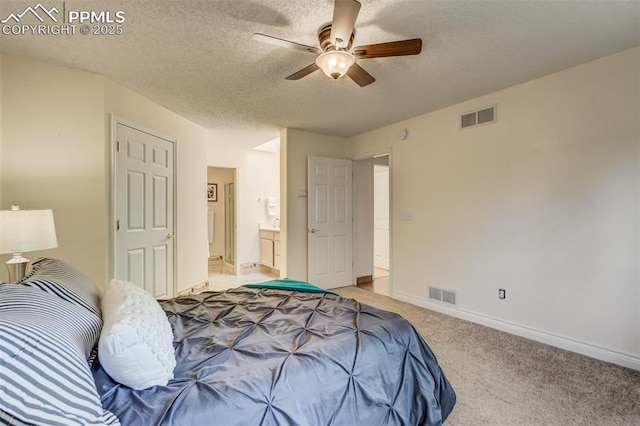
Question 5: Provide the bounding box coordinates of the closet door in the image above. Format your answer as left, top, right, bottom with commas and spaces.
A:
114, 121, 175, 299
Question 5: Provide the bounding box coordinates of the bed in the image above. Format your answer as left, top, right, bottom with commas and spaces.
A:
0, 258, 456, 426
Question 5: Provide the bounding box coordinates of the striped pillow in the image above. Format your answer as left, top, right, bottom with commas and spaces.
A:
0, 284, 120, 426
18, 257, 101, 318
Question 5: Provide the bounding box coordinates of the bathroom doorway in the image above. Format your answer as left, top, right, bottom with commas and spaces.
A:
207, 167, 236, 275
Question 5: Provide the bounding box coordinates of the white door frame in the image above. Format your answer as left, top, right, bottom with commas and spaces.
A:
374, 163, 390, 270
109, 115, 177, 294
224, 177, 238, 275
352, 148, 393, 294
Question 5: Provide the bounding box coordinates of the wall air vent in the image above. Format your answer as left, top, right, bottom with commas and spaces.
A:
442, 290, 457, 305
460, 112, 477, 129
460, 105, 497, 129
429, 287, 442, 301
429, 286, 457, 306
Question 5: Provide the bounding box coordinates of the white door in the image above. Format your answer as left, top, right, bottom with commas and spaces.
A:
374, 165, 390, 270
308, 156, 353, 289
114, 122, 175, 299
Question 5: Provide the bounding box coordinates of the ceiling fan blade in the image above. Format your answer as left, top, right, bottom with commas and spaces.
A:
285, 63, 320, 80
347, 63, 375, 87
352, 39, 422, 59
253, 33, 321, 54
330, 0, 361, 49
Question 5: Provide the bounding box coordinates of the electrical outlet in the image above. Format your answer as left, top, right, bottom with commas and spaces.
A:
400, 210, 413, 221
498, 289, 506, 299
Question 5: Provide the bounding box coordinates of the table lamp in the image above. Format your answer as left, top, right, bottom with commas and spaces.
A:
0, 205, 58, 283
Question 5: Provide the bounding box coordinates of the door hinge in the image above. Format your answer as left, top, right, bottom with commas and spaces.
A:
116, 141, 120, 152
116, 220, 120, 231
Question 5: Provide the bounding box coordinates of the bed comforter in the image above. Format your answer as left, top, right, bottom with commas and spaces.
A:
93, 287, 455, 425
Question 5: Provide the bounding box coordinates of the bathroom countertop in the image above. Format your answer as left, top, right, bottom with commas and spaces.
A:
259, 227, 281, 232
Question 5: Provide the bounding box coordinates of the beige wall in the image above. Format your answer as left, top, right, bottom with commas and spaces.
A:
348, 47, 640, 364
0, 55, 107, 283
0, 54, 3, 210
280, 128, 350, 281
0, 55, 209, 291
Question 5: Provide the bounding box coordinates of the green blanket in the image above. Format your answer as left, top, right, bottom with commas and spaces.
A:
244, 279, 338, 296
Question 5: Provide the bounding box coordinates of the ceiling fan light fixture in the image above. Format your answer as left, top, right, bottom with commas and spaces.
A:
315, 50, 355, 80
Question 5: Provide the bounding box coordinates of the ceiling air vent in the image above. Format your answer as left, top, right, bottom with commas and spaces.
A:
460, 105, 497, 129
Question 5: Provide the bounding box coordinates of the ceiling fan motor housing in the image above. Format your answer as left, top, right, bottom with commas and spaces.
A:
318, 23, 354, 52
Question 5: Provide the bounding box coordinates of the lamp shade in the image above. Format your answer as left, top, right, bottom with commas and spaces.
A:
0, 208, 58, 254
315, 50, 356, 80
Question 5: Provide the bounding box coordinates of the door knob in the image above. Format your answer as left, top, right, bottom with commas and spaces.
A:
167, 233, 175, 239
308, 228, 319, 234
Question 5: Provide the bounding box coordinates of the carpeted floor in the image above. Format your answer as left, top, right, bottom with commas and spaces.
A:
334, 286, 640, 425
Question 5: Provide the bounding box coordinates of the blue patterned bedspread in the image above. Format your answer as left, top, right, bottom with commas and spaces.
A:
93, 287, 455, 425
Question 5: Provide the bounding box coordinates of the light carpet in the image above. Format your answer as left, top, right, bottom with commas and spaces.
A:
334, 286, 640, 425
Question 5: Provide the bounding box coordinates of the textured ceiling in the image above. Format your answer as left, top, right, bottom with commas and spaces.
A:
1, 0, 639, 148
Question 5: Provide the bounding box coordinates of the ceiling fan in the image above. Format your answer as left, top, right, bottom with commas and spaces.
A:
252, 0, 422, 87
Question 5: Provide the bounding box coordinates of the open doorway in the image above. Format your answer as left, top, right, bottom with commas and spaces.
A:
353, 153, 391, 296
205, 140, 281, 291
207, 166, 236, 276
373, 155, 390, 295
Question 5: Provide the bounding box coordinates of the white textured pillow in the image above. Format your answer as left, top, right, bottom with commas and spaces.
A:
99, 279, 176, 390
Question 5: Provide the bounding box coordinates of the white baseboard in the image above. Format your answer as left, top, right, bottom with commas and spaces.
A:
392, 291, 640, 372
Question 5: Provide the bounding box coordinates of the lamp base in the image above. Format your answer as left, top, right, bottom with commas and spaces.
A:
6, 253, 29, 283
